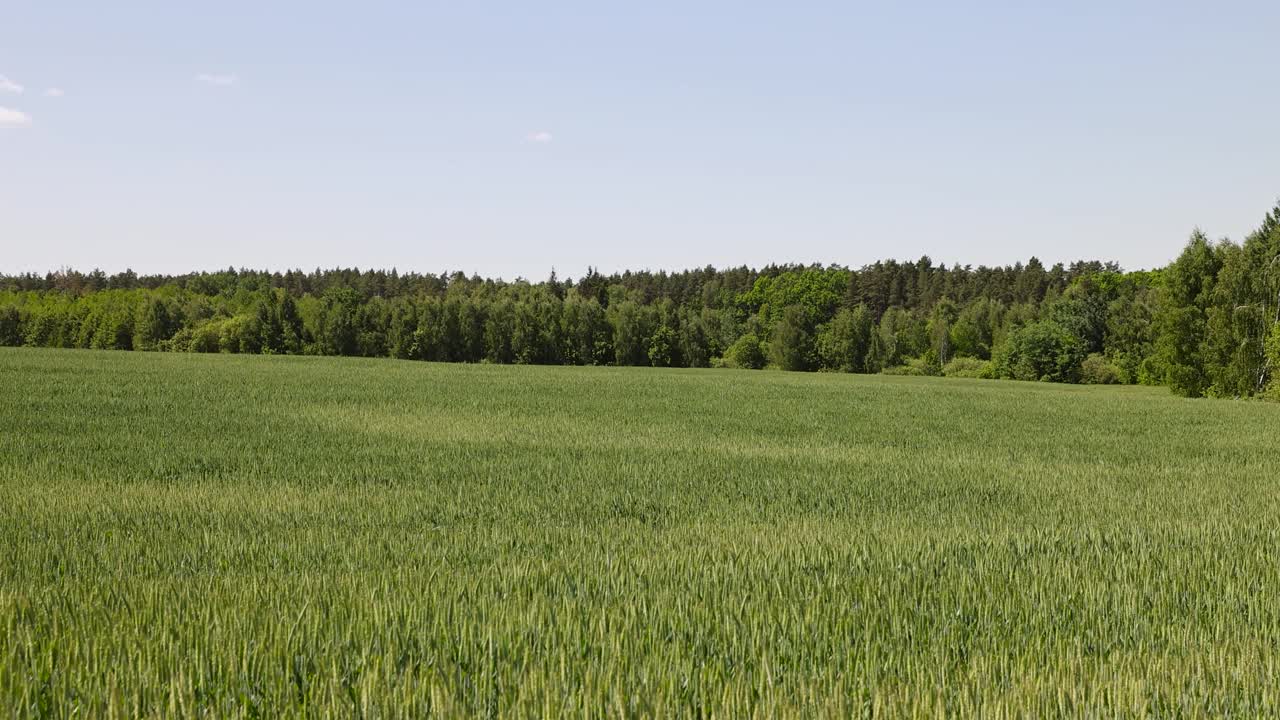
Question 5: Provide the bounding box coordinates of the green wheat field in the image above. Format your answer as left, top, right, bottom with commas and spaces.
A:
2, 347, 1279, 717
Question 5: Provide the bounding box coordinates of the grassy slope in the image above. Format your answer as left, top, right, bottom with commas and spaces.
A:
2, 348, 1279, 717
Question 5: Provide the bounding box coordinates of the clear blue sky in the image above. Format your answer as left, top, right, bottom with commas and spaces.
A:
3, 1, 1277, 280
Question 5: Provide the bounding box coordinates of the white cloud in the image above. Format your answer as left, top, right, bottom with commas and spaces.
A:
525, 131, 553, 144
196, 73, 238, 87
0, 107, 32, 128
45, 88, 64, 98
0, 75, 23, 94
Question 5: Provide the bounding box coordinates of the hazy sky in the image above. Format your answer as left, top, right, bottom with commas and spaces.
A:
2, 1, 1277, 280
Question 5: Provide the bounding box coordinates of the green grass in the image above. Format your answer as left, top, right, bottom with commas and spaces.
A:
2, 348, 1279, 717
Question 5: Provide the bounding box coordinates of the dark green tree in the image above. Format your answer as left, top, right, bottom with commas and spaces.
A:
770, 305, 815, 371
994, 321, 1087, 383
1153, 231, 1220, 397
816, 306, 873, 373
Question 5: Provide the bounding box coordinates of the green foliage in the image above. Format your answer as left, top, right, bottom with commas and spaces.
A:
994, 321, 1087, 383
279, 293, 305, 354
769, 305, 815, 371
942, 356, 993, 378
927, 298, 959, 365
647, 325, 676, 367
815, 306, 874, 373
610, 300, 653, 366
677, 309, 711, 368
1048, 277, 1109, 354
1266, 323, 1280, 401
949, 297, 1003, 360
0, 305, 20, 346
229, 314, 266, 353
880, 363, 928, 376
318, 287, 361, 356
5, 201, 1280, 398
480, 300, 512, 364
186, 320, 223, 353
1200, 210, 1280, 397
1080, 353, 1122, 385
132, 297, 172, 351
722, 332, 767, 369
737, 267, 847, 326
512, 298, 551, 364
1153, 232, 1221, 396
873, 307, 927, 370
1104, 293, 1156, 384
561, 295, 609, 366
881, 356, 938, 376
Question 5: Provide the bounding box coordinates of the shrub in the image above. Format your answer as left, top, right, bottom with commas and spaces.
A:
1080, 353, 1122, 385
721, 333, 767, 370
219, 314, 262, 354
188, 321, 223, 353
993, 321, 1087, 383
647, 326, 676, 367
1265, 381, 1280, 403
166, 327, 194, 352
1137, 355, 1167, 387
942, 356, 993, 379
882, 357, 938, 377
881, 364, 927, 377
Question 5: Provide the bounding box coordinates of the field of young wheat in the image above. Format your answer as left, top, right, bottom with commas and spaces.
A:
2, 347, 1279, 717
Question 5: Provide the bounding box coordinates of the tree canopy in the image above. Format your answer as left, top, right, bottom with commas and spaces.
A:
4, 201, 1280, 400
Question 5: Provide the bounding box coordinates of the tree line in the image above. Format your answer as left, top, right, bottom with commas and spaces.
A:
3, 202, 1278, 399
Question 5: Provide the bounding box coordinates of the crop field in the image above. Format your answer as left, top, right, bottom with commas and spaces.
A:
2, 348, 1279, 717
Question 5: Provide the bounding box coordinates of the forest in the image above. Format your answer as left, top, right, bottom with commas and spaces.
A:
3, 202, 1278, 400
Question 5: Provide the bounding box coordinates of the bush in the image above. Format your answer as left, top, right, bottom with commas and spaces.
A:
882, 357, 938, 377
218, 314, 262, 354
647, 326, 676, 367
993, 321, 1087, 383
721, 333, 767, 369
188, 321, 223, 353
881, 364, 927, 377
1080, 353, 1122, 385
942, 356, 993, 378
1137, 355, 1167, 387
166, 327, 193, 352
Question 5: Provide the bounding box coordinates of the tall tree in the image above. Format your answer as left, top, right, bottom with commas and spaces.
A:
1153, 231, 1220, 397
